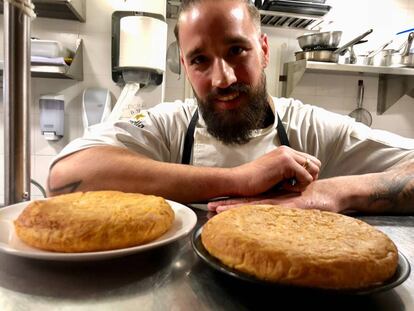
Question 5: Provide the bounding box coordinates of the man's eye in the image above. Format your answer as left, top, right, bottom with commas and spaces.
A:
229, 46, 244, 56
191, 56, 207, 65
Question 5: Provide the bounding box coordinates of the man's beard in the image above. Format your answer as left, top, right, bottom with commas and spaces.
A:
196, 72, 272, 145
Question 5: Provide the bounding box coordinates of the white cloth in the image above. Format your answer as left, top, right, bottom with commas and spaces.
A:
52, 97, 414, 178
4, 0, 36, 18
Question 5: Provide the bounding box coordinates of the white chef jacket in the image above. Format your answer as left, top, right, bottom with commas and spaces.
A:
52, 97, 414, 179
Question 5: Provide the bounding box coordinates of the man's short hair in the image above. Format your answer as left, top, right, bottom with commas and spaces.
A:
173, 0, 261, 46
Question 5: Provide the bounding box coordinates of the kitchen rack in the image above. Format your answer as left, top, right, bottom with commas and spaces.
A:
281, 59, 414, 114
0, 39, 83, 81
0, 0, 86, 22
167, 0, 325, 30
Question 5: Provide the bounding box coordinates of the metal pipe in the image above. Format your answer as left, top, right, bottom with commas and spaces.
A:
3, 1, 32, 205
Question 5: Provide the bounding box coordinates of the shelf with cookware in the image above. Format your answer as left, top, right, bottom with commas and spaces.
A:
280, 59, 414, 115
281, 29, 414, 115
0, 0, 85, 81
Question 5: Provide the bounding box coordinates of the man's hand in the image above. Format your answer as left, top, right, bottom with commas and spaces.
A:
208, 178, 340, 213
209, 161, 414, 215
229, 146, 321, 197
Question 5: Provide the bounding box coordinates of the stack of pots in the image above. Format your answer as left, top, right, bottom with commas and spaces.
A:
295, 29, 373, 63
357, 31, 414, 67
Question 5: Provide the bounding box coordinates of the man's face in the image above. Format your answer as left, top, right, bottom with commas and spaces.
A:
178, 0, 271, 144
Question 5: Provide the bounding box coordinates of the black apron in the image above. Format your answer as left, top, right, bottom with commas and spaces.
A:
181, 110, 290, 164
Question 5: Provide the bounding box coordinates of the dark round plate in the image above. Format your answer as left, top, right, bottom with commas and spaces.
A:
191, 226, 411, 295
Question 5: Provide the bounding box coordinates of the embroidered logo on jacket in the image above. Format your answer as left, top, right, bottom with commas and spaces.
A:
129, 113, 146, 128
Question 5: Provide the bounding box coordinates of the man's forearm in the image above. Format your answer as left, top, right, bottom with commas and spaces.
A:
207, 159, 414, 215
48, 145, 321, 203
329, 159, 414, 214
48, 146, 236, 202
363, 159, 414, 214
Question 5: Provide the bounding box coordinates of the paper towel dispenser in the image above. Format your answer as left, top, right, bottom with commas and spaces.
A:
111, 11, 167, 86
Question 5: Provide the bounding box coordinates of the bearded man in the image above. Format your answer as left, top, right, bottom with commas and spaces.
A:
48, 0, 414, 215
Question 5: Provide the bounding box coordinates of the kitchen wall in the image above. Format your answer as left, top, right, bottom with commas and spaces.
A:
0, 0, 413, 204
166, 0, 414, 139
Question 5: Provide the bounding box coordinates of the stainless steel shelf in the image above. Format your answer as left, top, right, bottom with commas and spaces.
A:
281, 59, 414, 114
0, 0, 86, 22
1, 39, 83, 81
304, 61, 414, 76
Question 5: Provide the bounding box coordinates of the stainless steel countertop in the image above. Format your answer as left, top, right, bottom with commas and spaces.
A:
0, 209, 413, 311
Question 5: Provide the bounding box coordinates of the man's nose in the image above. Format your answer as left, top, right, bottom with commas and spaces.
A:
211, 59, 236, 89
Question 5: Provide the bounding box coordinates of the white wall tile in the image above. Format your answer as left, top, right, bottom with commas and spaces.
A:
165, 87, 185, 102
291, 73, 318, 97
79, 0, 113, 35
33, 155, 56, 195
165, 69, 185, 89
315, 74, 345, 97
82, 32, 112, 76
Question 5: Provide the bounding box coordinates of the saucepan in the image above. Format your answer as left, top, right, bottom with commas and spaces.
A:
389, 32, 414, 67
295, 29, 373, 63
368, 41, 402, 67
350, 40, 393, 65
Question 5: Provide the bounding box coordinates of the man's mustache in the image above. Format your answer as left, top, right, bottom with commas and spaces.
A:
207, 83, 251, 100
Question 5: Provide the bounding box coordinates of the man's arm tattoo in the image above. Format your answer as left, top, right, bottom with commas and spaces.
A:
369, 167, 414, 213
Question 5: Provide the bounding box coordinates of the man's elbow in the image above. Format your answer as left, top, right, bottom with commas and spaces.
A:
47, 160, 82, 197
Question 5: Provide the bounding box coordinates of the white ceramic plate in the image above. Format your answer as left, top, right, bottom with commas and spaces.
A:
0, 200, 197, 261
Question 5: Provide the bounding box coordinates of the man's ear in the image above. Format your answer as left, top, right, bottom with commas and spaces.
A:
260, 33, 270, 68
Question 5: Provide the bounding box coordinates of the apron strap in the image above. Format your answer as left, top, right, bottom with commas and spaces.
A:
276, 113, 290, 147
182, 109, 199, 165
181, 110, 290, 164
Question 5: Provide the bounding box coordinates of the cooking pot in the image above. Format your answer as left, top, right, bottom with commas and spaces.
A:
295, 29, 373, 63
297, 31, 342, 50
350, 40, 392, 66
390, 32, 414, 67
369, 49, 394, 66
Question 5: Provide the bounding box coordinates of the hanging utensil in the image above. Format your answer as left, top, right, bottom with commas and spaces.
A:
349, 80, 372, 127
295, 29, 373, 63
166, 41, 181, 75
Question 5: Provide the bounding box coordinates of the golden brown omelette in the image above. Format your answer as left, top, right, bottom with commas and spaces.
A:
201, 205, 398, 289
14, 191, 175, 252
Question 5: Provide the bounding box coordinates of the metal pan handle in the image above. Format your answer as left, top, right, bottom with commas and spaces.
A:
334, 29, 373, 55
367, 40, 393, 58
400, 32, 414, 57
